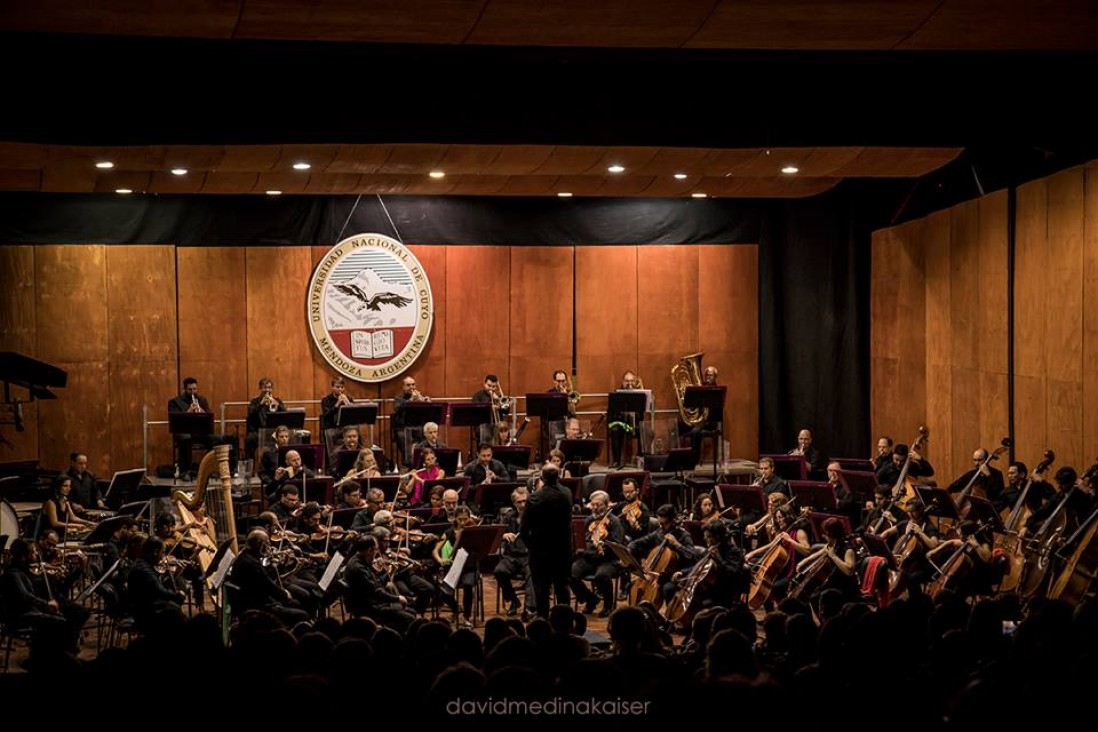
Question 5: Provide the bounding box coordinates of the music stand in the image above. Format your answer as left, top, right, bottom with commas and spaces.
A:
835, 458, 875, 472
858, 532, 897, 569
329, 507, 361, 530
80, 514, 130, 546
608, 391, 649, 462
268, 408, 306, 431
684, 385, 727, 479
168, 412, 214, 470
761, 454, 808, 482
103, 468, 147, 509
915, 485, 960, 527
603, 471, 648, 503
527, 392, 570, 461
560, 438, 603, 477
474, 482, 521, 520
603, 540, 646, 577
492, 445, 532, 474
714, 484, 766, 522
841, 470, 880, 506
336, 403, 379, 455
651, 447, 697, 507
449, 402, 493, 458
292, 476, 334, 506
359, 475, 401, 502
964, 496, 1005, 534
204, 537, 237, 579
790, 481, 838, 512
453, 524, 505, 572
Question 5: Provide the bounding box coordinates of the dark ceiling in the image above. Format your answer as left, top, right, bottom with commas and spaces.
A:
1, 1, 1095, 206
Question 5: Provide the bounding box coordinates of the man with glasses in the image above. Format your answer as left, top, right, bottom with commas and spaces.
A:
494, 487, 534, 619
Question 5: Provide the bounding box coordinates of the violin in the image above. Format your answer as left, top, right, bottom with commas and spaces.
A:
588, 512, 611, 555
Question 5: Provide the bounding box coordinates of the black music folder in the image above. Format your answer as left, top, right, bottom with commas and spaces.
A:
168, 412, 214, 436
337, 403, 379, 427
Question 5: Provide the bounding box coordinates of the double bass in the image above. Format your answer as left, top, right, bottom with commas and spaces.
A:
996, 450, 1054, 593
892, 426, 929, 510
1048, 460, 1098, 604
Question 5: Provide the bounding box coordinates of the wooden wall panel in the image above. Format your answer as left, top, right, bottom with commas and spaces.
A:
35, 246, 110, 473
637, 245, 698, 435
177, 247, 248, 460
399, 243, 448, 401
978, 193, 1010, 454
106, 246, 178, 471
246, 246, 314, 409
1013, 179, 1049, 470
576, 246, 638, 424
699, 244, 758, 459
1084, 165, 1098, 461
0, 246, 38, 461
445, 246, 511, 400
922, 210, 952, 474
508, 246, 573, 407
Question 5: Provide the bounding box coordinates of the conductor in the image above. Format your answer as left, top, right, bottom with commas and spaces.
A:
519, 463, 573, 618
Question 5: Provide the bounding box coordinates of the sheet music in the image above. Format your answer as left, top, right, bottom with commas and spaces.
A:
318, 551, 346, 591
442, 548, 468, 591
210, 548, 236, 590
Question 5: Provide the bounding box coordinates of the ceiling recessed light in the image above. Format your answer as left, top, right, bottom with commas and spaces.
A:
673, 173, 688, 180
557, 192, 573, 198
266, 190, 282, 196
292, 162, 311, 171
607, 165, 625, 174
95, 161, 114, 169
170, 168, 188, 176
115, 189, 132, 194
428, 170, 446, 179
691, 192, 707, 199
781, 165, 799, 174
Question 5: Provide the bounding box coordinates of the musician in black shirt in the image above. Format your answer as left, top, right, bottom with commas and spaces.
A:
570, 490, 624, 617
493, 487, 533, 618
246, 377, 287, 461
64, 451, 104, 510
875, 443, 935, 487
463, 443, 513, 485
343, 535, 415, 631
628, 504, 697, 604
947, 448, 1006, 506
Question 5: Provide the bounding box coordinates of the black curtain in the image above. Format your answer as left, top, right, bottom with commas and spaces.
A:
758, 186, 871, 461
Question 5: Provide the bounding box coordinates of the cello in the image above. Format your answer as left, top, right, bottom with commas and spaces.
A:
629, 535, 680, 609
1048, 460, 1098, 604
746, 508, 810, 610
663, 551, 721, 629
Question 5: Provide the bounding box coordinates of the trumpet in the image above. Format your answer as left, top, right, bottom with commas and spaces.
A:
188, 394, 203, 413
410, 388, 430, 402
262, 390, 279, 411
337, 392, 353, 407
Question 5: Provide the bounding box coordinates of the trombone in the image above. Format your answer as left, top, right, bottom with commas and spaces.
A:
566, 374, 581, 408
491, 381, 512, 423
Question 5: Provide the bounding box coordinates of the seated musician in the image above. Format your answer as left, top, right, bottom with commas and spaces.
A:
265, 449, 315, 505
789, 428, 827, 481
879, 498, 938, 596
755, 457, 790, 506
339, 425, 361, 453
671, 520, 748, 609
337, 480, 365, 511
743, 503, 812, 604
948, 448, 1006, 505
351, 487, 386, 532
494, 486, 534, 619
349, 447, 383, 481
691, 492, 727, 527
874, 436, 895, 474
432, 505, 480, 628
530, 450, 572, 492
153, 513, 206, 608
875, 442, 935, 487
494, 418, 514, 446
41, 475, 96, 538
792, 516, 859, 605
126, 535, 187, 628
1, 538, 91, 656
926, 519, 995, 599
259, 425, 292, 489
569, 490, 624, 617
64, 451, 105, 510
862, 483, 908, 534
420, 484, 449, 523
400, 446, 445, 507
102, 516, 139, 569
33, 529, 85, 596
744, 492, 794, 546
414, 421, 446, 453
826, 461, 861, 525
343, 535, 415, 631
371, 512, 434, 614
554, 417, 583, 453
628, 503, 698, 605
463, 442, 513, 485
613, 477, 653, 544
253, 511, 324, 613
269, 484, 301, 528
228, 529, 311, 626
1024, 466, 1091, 537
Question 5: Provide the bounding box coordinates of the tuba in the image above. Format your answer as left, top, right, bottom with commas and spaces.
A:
672, 352, 708, 426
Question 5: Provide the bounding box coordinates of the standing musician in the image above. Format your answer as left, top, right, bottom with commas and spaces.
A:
544, 369, 578, 448
393, 375, 429, 469
570, 490, 624, 617
628, 503, 698, 605
494, 486, 535, 619
948, 448, 1006, 505
826, 461, 861, 526
464, 442, 513, 485
472, 373, 510, 447
64, 451, 105, 510
320, 376, 354, 453
343, 535, 416, 631
1024, 466, 1095, 537
608, 370, 646, 469
879, 499, 938, 595
168, 377, 235, 476
793, 516, 859, 604
744, 503, 812, 603
400, 446, 445, 507
874, 436, 895, 473
246, 377, 287, 460
41, 474, 96, 538
789, 429, 827, 481
875, 442, 935, 487
265, 449, 315, 505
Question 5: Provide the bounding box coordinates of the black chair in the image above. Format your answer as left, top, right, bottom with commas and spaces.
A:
0, 595, 33, 671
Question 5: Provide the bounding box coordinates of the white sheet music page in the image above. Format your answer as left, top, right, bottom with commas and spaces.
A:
319, 551, 346, 591
442, 548, 468, 591
211, 548, 236, 590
